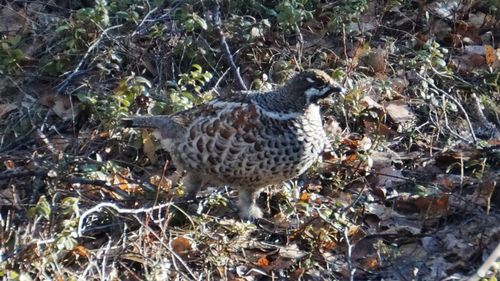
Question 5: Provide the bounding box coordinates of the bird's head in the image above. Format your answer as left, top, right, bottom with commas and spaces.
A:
284, 69, 345, 105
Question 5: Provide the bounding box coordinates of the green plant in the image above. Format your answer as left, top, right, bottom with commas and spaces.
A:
276, 0, 314, 30
326, 0, 369, 31
0, 35, 28, 74
168, 64, 213, 112
173, 5, 208, 32
78, 74, 151, 127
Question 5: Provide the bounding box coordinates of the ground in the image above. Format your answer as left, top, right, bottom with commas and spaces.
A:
0, 0, 499, 280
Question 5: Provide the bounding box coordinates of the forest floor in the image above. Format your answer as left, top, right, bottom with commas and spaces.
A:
0, 0, 499, 280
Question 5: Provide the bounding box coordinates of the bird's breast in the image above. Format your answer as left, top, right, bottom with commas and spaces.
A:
169, 102, 328, 188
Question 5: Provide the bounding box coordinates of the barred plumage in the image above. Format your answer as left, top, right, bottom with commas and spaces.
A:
123, 69, 344, 219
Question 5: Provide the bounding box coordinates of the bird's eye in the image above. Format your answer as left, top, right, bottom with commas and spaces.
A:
306, 77, 315, 84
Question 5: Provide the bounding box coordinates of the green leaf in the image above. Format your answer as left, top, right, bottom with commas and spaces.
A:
36, 196, 51, 220
192, 13, 207, 30
134, 76, 152, 88
55, 25, 70, 33
192, 64, 202, 72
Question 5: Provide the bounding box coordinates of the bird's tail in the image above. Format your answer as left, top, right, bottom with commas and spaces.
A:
122, 115, 185, 139
121, 116, 169, 128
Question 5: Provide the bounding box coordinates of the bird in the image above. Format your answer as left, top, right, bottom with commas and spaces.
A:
122, 69, 345, 219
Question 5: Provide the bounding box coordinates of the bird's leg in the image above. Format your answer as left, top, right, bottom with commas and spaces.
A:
183, 173, 202, 200
238, 188, 263, 220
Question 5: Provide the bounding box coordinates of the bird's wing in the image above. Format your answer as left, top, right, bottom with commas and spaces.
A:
168, 90, 259, 126
122, 91, 261, 139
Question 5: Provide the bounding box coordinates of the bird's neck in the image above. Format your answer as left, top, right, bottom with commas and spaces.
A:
253, 87, 307, 114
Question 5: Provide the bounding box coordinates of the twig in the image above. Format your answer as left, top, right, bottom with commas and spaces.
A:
294, 24, 304, 66
213, 1, 247, 90
212, 68, 231, 95
54, 24, 123, 94
77, 201, 174, 237
325, 161, 415, 183
65, 175, 131, 199
471, 93, 499, 137
0, 127, 37, 153
441, 95, 471, 143
469, 243, 500, 281
0, 168, 48, 180
131, 7, 158, 37
420, 74, 477, 143
134, 216, 199, 280
344, 227, 355, 281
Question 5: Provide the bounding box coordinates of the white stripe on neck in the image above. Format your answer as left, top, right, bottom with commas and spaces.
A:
254, 103, 321, 120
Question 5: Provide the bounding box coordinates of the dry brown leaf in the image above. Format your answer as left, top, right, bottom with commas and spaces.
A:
149, 175, 172, 191
322, 240, 337, 251
256, 256, 270, 267
385, 102, 414, 124
363, 120, 395, 138
299, 191, 310, 203
72, 245, 91, 258
0, 103, 17, 118
61, 245, 91, 266
40, 94, 80, 121
359, 256, 379, 270
113, 174, 142, 194
484, 45, 496, 66
344, 153, 358, 163
361, 47, 387, 74
4, 160, 15, 170
290, 268, 305, 281
468, 180, 496, 214
142, 130, 158, 164
0, 3, 26, 34
396, 195, 449, 216
171, 236, 192, 257
435, 174, 462, 191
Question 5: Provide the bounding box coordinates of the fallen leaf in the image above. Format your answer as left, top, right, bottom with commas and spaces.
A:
468, 180, 496, 214
396, 195, 449, 216
361, 47, 387, 74
256, 256, 270, 267
359, 256, 378, 270
142, 130, 158, 164
363, 120, 395, 138
484, 45, 496, 66
4, 160, 15, 170
149, 175, 172, 191
0, 3, 26, 34
0, 103, 17, 118
322, 240, 337, 251
278, 243, 307, 259
113, 174, 142, 194
40, 94, 80, 121
360, 96, 383, 109
299, 192, 310, 203
385, 102, 414, 124
171, 236, 192, 257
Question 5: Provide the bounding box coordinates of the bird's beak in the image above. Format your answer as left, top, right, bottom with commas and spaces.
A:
319, 85, 345, 106
331, 86, 346, 96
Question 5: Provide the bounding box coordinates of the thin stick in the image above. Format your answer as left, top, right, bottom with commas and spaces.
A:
77, 201, 174, 237
213, 1, 247, 90
419, 74, 477, 143
55, 24, 123, 94
344, 227, 355, 281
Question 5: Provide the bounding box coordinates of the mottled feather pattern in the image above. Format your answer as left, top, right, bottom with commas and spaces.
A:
172, 101, 327, 188
123, 69, 345, 219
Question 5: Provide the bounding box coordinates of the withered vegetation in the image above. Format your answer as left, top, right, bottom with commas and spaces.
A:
0, 0, 499, 280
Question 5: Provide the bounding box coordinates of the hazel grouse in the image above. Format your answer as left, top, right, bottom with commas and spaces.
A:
122, 69, 345, 219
